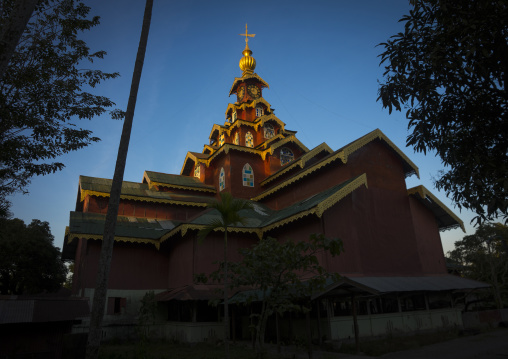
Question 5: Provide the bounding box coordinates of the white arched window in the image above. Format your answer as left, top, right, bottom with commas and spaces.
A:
232, 111, 237, 122
234, 132, 239, 145
242, 163, 254, 187
219, 167, 225, 191
280, 147, 294, 165
255, 106, 264, 117
219, 133, 225, 146
245, 132, 254, 148
263, 123, 275, 139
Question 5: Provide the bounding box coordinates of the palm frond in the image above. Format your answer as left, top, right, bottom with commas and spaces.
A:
198, 192, 253, 242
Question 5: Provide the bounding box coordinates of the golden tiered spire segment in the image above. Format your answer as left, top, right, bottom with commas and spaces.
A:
239, 24, 256, 76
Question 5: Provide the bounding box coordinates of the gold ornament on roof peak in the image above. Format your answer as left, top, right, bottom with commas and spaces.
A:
239, 24, 256, 76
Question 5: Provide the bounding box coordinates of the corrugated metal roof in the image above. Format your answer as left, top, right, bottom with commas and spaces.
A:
79, 175, 213, 203
0, 298, 89, 324
0, 300, 34, 323
314, 276, 490, 299
189, 177, 358, 229
351, 276, 490, 292
144, 171, 215, 190
68, 212, 177, 240
155, 285, 223, 301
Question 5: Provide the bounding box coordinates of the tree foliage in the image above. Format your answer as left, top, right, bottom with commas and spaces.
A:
0, 0, 122, 205
378, 0, 507, 224
205, 234, 343, 354
448, 223, 508, 309
0, 0, 39, 79
0, 217, 67, 295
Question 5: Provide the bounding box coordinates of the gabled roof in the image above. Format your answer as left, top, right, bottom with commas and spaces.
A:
252, 129, 419, 201
228, 73, 269, 96
260, 143, 333, 186
65, 175, 368, 257
181, 152, 212, 175
182, 134, 309, 176
340, 129, 419, 178
63, 212, 179, 257
79, 175, 213, 205
143, 171, 215, 194
225, 98, 273, 115
161, 174, 368, 242
255, 113, 286, 129
408, 185, 465, 232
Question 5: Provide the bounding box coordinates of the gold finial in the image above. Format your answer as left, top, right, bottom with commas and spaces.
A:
238, 23, 256, 76
239, 23, 255, 45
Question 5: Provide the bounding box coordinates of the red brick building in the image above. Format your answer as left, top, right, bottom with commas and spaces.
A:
62, 36, 487, 342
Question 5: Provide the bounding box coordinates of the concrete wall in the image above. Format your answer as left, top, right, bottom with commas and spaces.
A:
329, 308, 463, 340
462, 309, 508, 329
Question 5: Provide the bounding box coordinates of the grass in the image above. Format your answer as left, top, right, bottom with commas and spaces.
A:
99, 341, 274, 359
98, 329, 471, 359
338, 329, 461, 356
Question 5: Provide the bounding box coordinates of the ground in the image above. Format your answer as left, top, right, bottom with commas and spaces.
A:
97, 327, 508, 359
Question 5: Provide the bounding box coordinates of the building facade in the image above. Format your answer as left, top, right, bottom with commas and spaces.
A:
63, 32, 487, 342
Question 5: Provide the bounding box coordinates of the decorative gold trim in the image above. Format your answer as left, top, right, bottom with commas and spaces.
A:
268, 135, 310, 154
315, 174, 368, 217
258, 134, 285, 150
343, 129, 419, 178
162, 175, 367, 242
80, 190, 106, 202
261, 174, 368, 232
149, 181, 215, 194
225, 98, 273, 116
67, 232, 160, 250
180, 152, 212, 175
251, 151, 345, 201
203, 144, 215, 154
255, 114, 286, 129
407, 185, 465, 232
208, 124, 222, 142
160, 224, 263, 243
253, 129, 420, 200
260, 143, 333, 186
229, 73, 269, 96
202, 134, 309, 166
80, 188, 210, 207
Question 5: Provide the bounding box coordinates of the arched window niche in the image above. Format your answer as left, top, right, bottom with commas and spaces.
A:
219, 167, 225, 191
194, 164, 200, 178
280, 147, 294, 166
242, 163, 254, 187
245, 132, 254, 148
263, 123, 275, 139
234, 132, 239, 145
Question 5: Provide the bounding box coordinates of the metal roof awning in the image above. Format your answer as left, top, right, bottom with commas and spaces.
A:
0, 298, 90, 324
313, 275, 491, 299
154, 285, 223, 302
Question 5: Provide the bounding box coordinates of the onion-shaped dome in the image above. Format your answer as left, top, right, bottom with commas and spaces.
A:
239, 42, 256, 76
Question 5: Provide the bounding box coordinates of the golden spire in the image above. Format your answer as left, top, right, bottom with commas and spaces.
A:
238, 24, 256, 76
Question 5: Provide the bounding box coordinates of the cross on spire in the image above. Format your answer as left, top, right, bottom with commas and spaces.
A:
239, 23, 255, 44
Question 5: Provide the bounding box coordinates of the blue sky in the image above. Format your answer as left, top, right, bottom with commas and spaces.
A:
8, 0, 476, 254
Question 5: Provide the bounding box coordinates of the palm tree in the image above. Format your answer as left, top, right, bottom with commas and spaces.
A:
85, 1, 153, 358
198, 192, 253, 359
